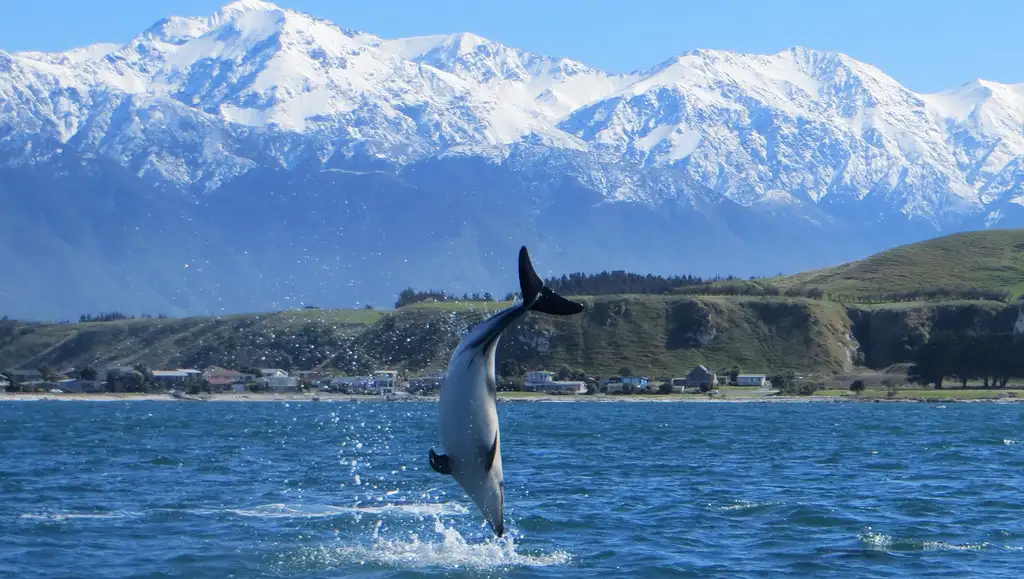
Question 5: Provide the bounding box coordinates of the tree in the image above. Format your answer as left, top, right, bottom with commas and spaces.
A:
37, 365, 60, 382
499, 359, 523, 378
618, 366, 634, 377
184, 374, 210, 395
881, 377, 899, 398
849, 379, 866, 396
78, 366, 99, 381
729, 366, 740, 385
908, 331, 965, 389
133, 364, 154, 385
106, 369, 144, 393
556, 365, 573, 381
770, 370, 796, 391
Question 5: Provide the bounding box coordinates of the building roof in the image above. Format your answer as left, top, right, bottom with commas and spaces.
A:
152, 370, 189, 377
737, 374, 768, 378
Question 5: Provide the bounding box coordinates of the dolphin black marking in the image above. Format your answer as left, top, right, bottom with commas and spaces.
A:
429, 245, 586, 538
484, 432, 498, 472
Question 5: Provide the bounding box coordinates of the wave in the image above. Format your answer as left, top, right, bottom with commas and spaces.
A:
19, 511, 142, 522
223, 502, 469, 519
859, 531, 997, 552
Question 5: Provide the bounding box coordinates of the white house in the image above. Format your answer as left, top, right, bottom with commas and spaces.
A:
372, 370, 400, 394
259, 369, 289, 378
260, 375, 300, 392
524, 370, 585, 394
536, 381, 587, 395
152, 370, 190, 384
525, 370, 555, 385
736, 374, 768, 387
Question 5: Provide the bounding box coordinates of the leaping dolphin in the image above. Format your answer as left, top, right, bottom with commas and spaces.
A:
428, 245, 585, 537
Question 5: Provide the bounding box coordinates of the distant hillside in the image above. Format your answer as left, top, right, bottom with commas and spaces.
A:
5, 231, 1024, 380
2, 295, 857, 379
5, 294, 1022, 382
773, 230, 1024, 302
0, 309, 381, 374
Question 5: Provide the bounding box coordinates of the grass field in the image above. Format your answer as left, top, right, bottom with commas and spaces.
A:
771, 229, 1024, 300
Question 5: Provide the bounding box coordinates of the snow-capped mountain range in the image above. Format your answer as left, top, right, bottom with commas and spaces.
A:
2, 0, 1023, 320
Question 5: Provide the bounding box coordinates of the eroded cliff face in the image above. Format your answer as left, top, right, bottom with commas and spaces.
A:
846, 301, 1022, 369
366, 295, 856, 377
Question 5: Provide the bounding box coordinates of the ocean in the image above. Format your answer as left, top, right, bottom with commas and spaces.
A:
1, 400, 1022, 578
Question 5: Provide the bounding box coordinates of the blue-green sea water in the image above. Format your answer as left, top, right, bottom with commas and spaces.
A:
2, 400, 1023, 578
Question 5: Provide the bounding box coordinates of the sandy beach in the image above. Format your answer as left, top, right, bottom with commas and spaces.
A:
1, 392, 1019, 404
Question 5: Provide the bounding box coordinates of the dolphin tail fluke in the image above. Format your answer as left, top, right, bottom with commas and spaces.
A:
518, 246, 585, 316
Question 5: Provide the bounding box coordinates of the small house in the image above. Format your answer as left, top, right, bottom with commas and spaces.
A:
260, 375, 300, 392
57, 379, 105, 393
204, 367, 253, 387
621, 376, 649, 390
536, 381, 587, 395
408, 371, 446, 395
6, 369, 44, 385
152, 370, 190, 384
372, 370, 400, 394
736, 374, 768, 387
682, 365, 718, 390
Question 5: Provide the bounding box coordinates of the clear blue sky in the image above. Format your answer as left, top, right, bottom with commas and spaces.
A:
2, 0, 1022, 93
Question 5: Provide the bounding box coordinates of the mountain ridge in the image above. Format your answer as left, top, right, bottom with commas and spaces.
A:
3, 0, 1023, 214
3, 1, 1024, 321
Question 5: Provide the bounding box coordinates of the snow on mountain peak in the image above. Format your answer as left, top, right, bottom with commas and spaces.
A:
214, 0, 284, 19
1, 2, 1023, 222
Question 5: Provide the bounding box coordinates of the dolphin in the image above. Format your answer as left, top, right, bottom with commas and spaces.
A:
428, 245, 585, 538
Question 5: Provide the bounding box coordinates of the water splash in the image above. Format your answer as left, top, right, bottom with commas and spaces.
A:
277, 519, 570, 573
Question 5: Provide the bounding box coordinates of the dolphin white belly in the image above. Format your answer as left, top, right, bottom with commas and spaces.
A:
427, 245, 585, 538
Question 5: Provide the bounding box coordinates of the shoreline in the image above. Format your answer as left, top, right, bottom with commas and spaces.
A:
1, 392, 1021, 404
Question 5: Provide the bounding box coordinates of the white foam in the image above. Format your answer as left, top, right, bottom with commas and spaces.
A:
284, 519, 570, 572
19, 511, 140, 522
859, 531, 990, 552
224, 502, 468, 519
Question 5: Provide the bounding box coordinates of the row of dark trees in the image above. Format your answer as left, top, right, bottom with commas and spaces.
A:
543, 271, 714, 296
395, 271, 742, 308
907, 330, 1024, 389
395, 269, 1014, 308
77, 312, 169, 323
839, 288, 1012, 304
395, 289, 499, 308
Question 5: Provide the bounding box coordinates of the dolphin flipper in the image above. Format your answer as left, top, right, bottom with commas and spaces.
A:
518, 246, 585, 316
429, 448, 452, 475
484, 432, 498, 472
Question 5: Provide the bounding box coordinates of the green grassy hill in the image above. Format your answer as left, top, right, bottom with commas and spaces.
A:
4, 230, 1024, 381
773, 229, 1024, 301
0, 309, 381, 373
